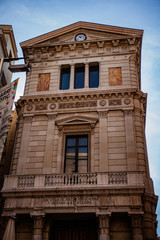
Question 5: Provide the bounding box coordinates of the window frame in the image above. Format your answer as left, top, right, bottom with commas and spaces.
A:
89, 63, 99, 88
60, 65, 71, 90
63, 131, 91, 174
64, 135, 88, 173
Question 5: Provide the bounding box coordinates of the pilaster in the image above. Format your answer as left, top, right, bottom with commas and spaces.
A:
31, 214, 45, 240
131, 214, 143, 240
98, 214, 110, 240
43, 114, 56, 174
98, 111, 108, 172
123, 109, 137, 171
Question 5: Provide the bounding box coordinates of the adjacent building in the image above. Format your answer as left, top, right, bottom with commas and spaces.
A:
0, 25, 18, 239
0, 25, 18, 87
1, 22, 158, 240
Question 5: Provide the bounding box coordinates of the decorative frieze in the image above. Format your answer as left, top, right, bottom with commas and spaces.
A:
58, 101, 97, 109
124, 98, 131, 105
43, 196, 98, 207
99, 100, 106, 106
109, 99, 122, 106
35, 104, 48, 111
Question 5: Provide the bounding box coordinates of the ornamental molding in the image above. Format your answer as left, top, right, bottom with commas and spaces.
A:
23, 36, 141, 60
56, 115, 98, 135
16, 89, 145, 107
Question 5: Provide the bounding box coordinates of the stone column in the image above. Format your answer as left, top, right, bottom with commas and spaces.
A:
70, 64, 75, 89
131, 214, 143, 240
85, 63, 89, 88
32, 215, 44, 240
98, 215, 110, 240
2, 216, 16, 240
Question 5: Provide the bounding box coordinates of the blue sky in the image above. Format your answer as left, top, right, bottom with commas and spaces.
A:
0, 0, 160, 234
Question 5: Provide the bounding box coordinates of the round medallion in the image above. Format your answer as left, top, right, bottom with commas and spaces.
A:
100, 100, 106, 106
50, 103, 56, 110
75, 33, 87, 41
26, 105, 33, 111
124, 98, 131, 105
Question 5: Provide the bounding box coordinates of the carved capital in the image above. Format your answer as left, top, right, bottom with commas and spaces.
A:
131, 214, 142, 229
128, 38, 136, 45
47, 114, 57, 121
97, 41, 105, 48
98, 214, 110, 229
23, 115, 33, 122
112, 39, 119, 47
98, 111, 108, 118
83, 42, 90, 49
123, 109, 133, 116
55, 45, 62, 52
69, 44, 76, 50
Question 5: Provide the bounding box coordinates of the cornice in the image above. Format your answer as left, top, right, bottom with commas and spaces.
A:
22, 36, 141, 59
15, 89, 146, 108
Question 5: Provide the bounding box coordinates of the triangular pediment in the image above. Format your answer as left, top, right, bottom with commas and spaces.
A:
56, 115, 98, 127
20, 21, 143, 47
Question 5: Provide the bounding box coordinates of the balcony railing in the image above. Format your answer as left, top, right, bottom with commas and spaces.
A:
2, 172, 144, 191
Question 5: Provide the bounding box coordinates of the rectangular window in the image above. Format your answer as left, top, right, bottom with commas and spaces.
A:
74, 66, 85, 89
60, 67, 70, 90
64, 135, 88, 173
89, 65, 99, 88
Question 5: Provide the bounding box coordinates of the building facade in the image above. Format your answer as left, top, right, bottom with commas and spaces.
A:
1, 22, 158, 240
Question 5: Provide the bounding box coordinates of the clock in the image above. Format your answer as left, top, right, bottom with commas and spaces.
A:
75, 33, 87, 41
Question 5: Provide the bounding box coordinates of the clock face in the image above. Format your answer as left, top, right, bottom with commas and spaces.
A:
75, 33, 87, 41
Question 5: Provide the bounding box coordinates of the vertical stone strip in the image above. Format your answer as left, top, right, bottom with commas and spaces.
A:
16, 116, 32, 174
134, 105, 146, 172
56, 126, 63, 173
131, 214, 143, 240
10, 118, 23, 174
32, 215, 44, 240
43, 114, 56, 174
124, 110, 137, 171
85, 63, 89, 88
98, 215, 110, 240
99, 111, 108, 172
70, 64, 75, 89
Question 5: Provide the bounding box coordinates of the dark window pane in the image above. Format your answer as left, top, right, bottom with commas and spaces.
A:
78, 147, 88, 153
79, 136, 88, 146
67, 137, 76, 146
60, 68, 70, 90
89, 65, 99, 88
75, 67, 85, 89
65, 135, 88, 173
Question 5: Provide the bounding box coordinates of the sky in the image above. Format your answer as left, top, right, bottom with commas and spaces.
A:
0, 0, 160, 235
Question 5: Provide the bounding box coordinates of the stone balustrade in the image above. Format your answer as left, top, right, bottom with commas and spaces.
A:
2, 172, 144, 191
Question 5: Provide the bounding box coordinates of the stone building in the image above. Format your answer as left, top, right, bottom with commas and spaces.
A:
1, 22, 158, 239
